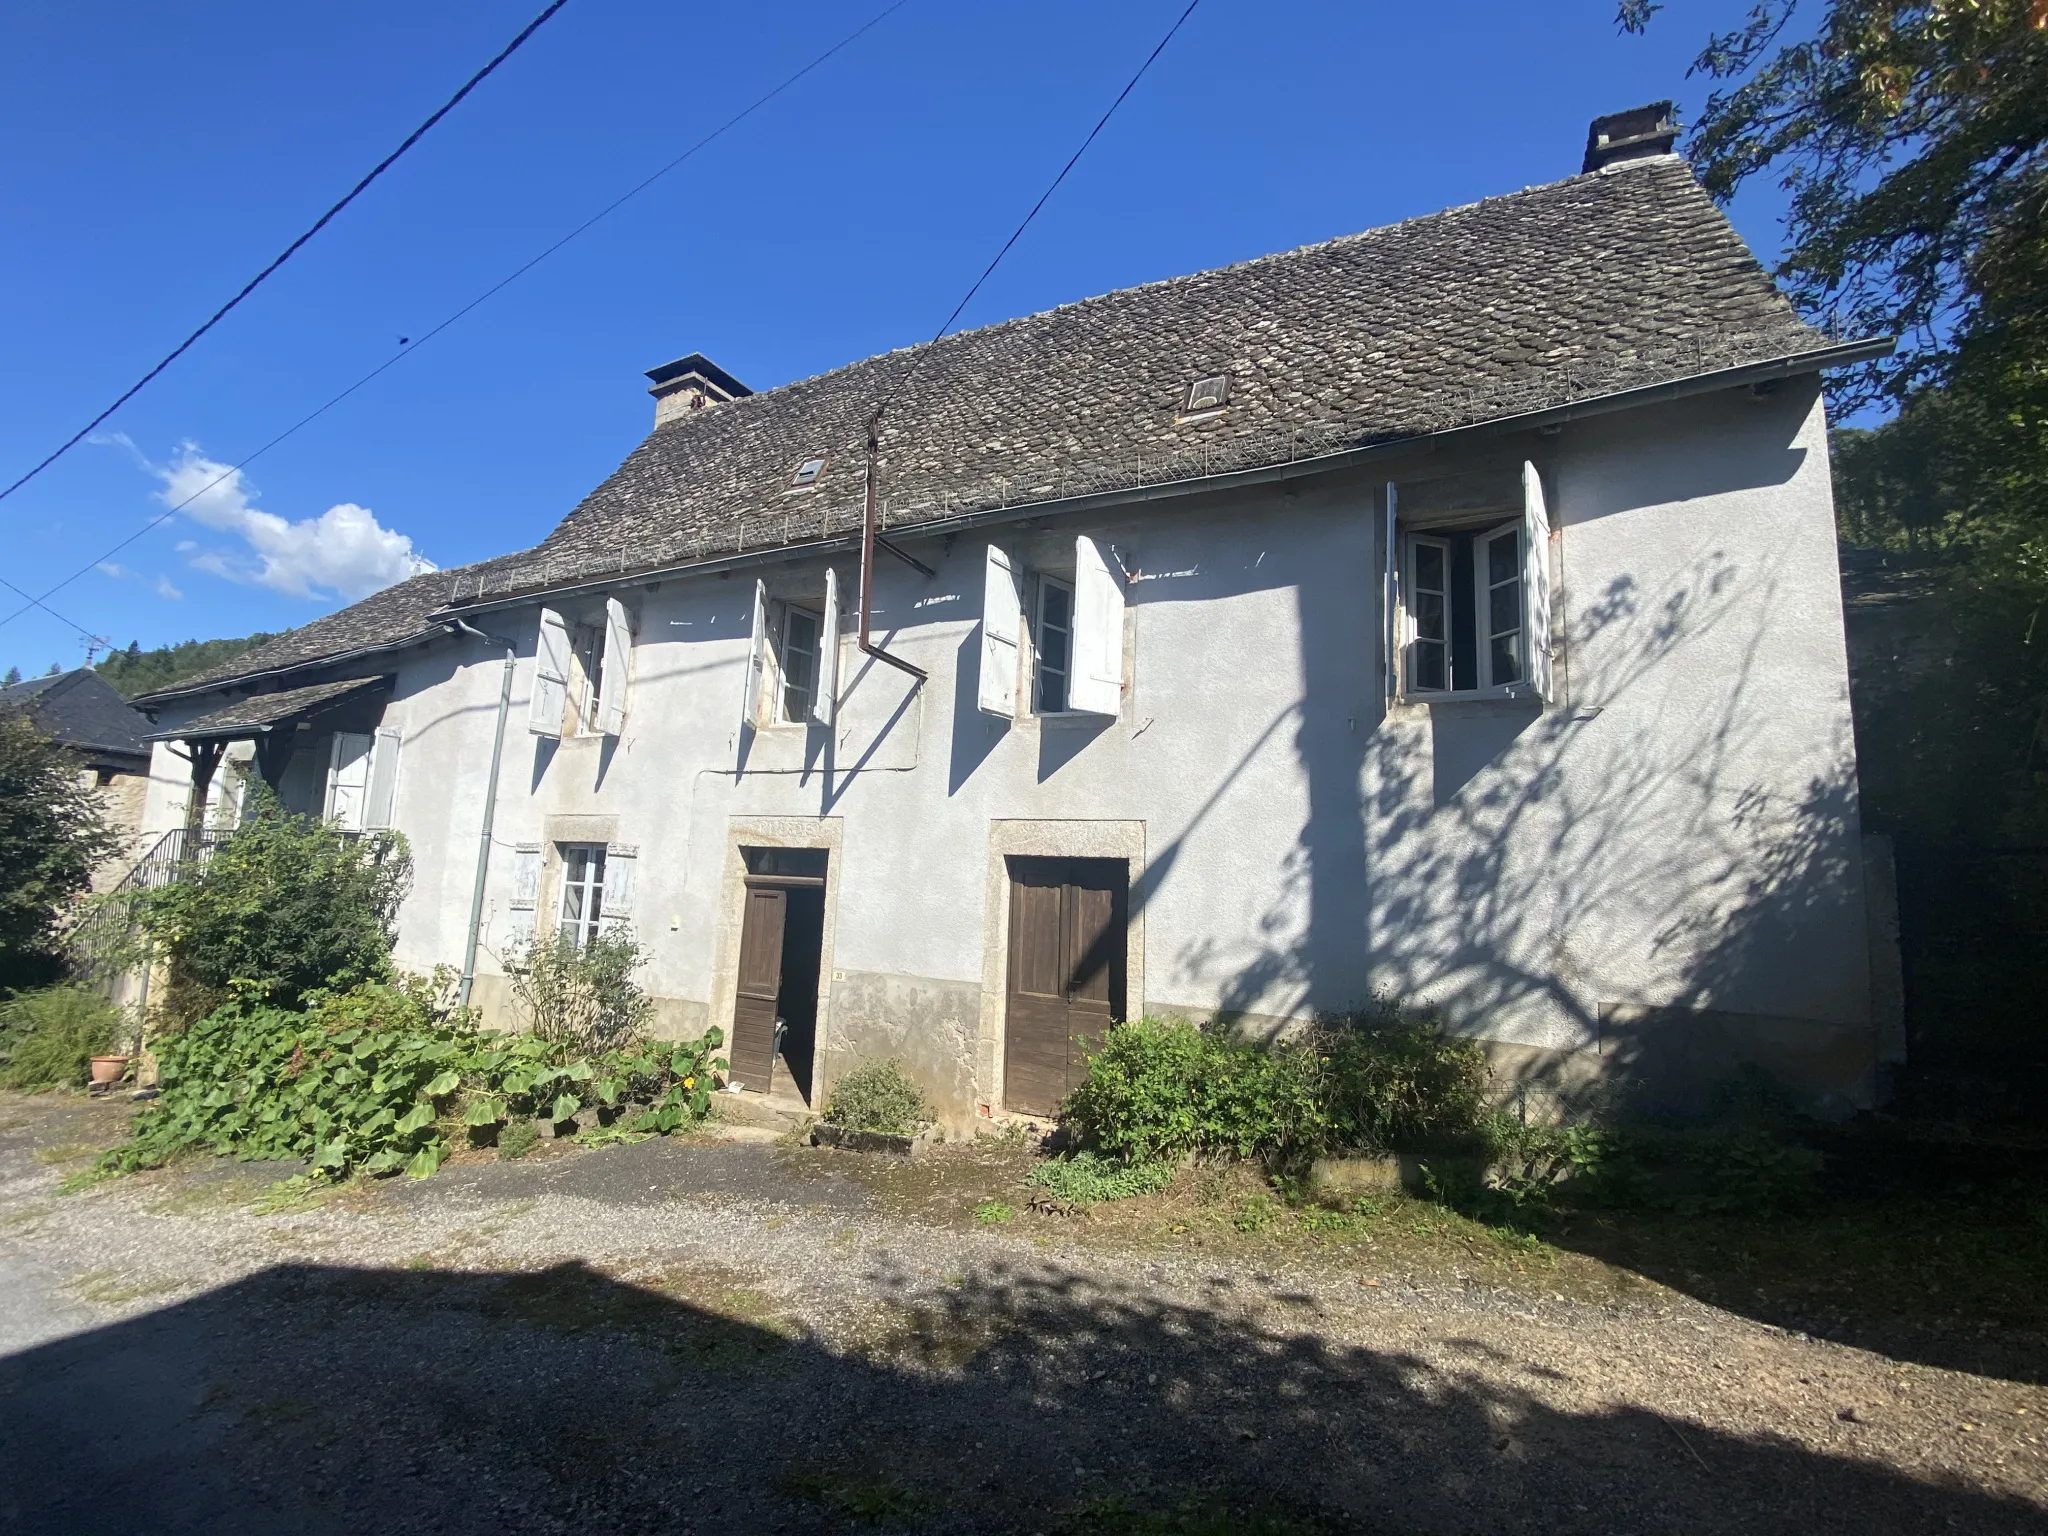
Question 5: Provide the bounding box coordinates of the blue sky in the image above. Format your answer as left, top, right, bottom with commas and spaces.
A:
0, 0, 1798, 676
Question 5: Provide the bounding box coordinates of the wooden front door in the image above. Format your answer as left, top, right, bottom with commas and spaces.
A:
730, 883, 786, 1091
1004, 858, 1127, 1117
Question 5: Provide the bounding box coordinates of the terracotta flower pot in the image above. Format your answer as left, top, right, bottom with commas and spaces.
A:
88, 1055, 128, 1086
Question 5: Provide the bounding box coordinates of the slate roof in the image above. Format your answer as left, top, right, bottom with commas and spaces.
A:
0, 669, 153, 763
157, 154, 1849, 697
152, 676, 393, 739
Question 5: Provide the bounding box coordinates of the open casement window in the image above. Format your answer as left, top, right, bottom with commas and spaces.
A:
598, 845, 636, 938
557, 843, 607, 950
979, 545, 1024, 719
1069, 535, 1126, 716
363, 727, 402, 831
324, 732, 373, 829
1033, 575, 1074, 713
1391, 462, 1554, 703
813, 568, 842, 727
568, 623, 604, 733
778, 604, 821, 724
529, 607, 570, 737
597, 597, 633, 736
506, 844, 541, 957
739, 579, 768, 735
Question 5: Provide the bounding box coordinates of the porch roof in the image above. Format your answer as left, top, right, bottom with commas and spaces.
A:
149, 676, 391, 742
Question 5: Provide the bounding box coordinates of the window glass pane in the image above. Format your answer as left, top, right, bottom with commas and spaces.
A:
1415, 642, 1446, 692
781, 610, 818, 722
1489, 581, 1520, 637
1491, 636, 1521, 685
1037, 580, 1072, 713
1415, 542, 1445, 591
1487, 530, 1519, 586
1415, 590, 1446, 643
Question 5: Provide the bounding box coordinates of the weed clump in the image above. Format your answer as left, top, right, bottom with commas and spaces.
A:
822, 1059, 930, 1135
1026, 1151, 1173, 1212
0, 984, 127, 1091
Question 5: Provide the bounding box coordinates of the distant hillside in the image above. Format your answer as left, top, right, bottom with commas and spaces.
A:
96, 633, 278, 698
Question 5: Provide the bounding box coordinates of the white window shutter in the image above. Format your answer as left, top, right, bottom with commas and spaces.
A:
1383, 482, 1400, 707
1522, 461, 1554, 702
599, 844, 637, 937
364, 727, 402, 830
597, 597, 633, 736
505, 844, 541, 957
529, 607, 569, 737
978, 545, 1022, 718
813, 568, 841, 727
739, 579, 768, 734
1070, 535, 1126, 715
325, 732, 373, 830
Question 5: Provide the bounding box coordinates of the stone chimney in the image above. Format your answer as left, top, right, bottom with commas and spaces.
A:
1583, 102, 1679, 173
645, 353, 752, 426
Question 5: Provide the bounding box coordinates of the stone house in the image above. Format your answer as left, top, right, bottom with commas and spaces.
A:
0, 667, 162, 886
132, 108, 1900, 1125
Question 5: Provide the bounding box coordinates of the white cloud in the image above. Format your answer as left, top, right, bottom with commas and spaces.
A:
149, 443, 433, 601
97, 561, 132, 580
154, 575, 183, 601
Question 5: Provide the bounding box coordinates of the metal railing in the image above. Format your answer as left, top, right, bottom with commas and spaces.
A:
65, 826, 232, 989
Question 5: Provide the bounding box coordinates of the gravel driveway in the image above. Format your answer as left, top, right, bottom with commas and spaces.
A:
1, 1093, 2043, 1535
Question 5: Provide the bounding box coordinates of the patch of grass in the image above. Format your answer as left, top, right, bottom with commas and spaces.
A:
1059, 1490, 1338, 1535
497, 1119, 542, 1160
32, 1140, 102, 1165
975, 1199, 1015, 1225
66, 1268, 187, 1306
1026, 1152, 1174, 1212
1233, 1195, 1277, 1233
57, 1163, 120, 1195
778, 1463, 933, 1526
0, 986, 126, 1092
250, 1173, 331, 1215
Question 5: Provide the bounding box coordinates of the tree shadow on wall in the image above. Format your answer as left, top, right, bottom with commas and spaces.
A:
0, 1258, 2032, 1536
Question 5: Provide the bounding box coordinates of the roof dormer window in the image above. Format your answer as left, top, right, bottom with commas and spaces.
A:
1181, 374, 1230, 420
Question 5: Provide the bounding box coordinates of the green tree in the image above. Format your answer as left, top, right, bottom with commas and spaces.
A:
140, 788, 411, 1019
0, 715, 119, 992
96, 632, 277, 699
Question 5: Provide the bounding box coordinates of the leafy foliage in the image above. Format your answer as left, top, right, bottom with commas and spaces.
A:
822, 1058, 931, 1134
96, 977, 726, 1181
0, 984, 127, 1091
0, 714, 119, 992
1025, 1151, 1174, 1212
138, 787, 410, 1017
94, 633, 276, 699
1061, 1012, 1487, 1169
509, 931, 655, 1055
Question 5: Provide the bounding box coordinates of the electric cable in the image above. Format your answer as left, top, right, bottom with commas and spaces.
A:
0, 0, 573, 513
0, 0, 912, 638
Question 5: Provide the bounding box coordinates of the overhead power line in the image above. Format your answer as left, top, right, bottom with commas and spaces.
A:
0, 1, 573, 516
0, 0, 912, 638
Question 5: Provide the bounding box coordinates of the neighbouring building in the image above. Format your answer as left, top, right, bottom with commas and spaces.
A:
131, 107, 1903, 1124
1, 666, 163, 885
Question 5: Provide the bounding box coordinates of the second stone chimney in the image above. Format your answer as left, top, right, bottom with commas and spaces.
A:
646, 353, 752, 426
1583, 102, 1679, 173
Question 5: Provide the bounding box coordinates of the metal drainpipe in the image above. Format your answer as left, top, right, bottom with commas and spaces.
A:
858, 408, 928, 683
450, 619, 517, 1007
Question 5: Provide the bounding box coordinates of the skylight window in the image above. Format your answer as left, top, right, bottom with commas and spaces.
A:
789, 456, 828, 490
1184, 375, 1230, 415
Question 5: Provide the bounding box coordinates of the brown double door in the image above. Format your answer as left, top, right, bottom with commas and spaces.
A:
1003, 857, 1128, 1117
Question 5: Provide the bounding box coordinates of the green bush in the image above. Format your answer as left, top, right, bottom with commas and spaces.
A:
0, 984, 127, 1091
822, 1058, 930, 1134
138, 788, 410, 1018
510, 930, 655, 1055
98, 976, 727, 1181
0, 715, 119, 992
1025, 1151, 1174, 1211
1308, 1009, 1489, 1152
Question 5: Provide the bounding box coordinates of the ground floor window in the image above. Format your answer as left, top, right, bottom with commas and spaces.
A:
557, 843, 607, 949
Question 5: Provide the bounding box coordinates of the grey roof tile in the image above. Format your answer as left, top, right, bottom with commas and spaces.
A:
162, 157, 1829, 696
151, 675, 392, 738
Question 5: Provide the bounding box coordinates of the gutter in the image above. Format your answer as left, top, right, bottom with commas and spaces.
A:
447, 619, 518, 1008
431, 335, 1894, 622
